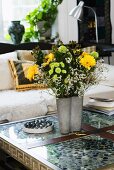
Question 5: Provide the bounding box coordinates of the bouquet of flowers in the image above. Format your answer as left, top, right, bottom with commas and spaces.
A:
26, 41, 104, 98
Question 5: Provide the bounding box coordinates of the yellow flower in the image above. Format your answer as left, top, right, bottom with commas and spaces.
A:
43, 53, 54, 67
81, 52, 88, 56
26, 64, 39, 81
79, 52, 96, 70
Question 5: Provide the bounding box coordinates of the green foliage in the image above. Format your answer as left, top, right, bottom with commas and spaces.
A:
24, 0, 63, 42
32, 46, 44, 66
23, 27, 40, 42
5, 33, 11, 41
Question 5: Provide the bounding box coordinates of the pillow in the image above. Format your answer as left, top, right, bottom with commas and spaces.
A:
100, 63, 114, 87
8, 60, 47, 91
0, 51, 17, 60
17, 50, 50, 61
0, 52, 17, 90
17, 50, 35, 61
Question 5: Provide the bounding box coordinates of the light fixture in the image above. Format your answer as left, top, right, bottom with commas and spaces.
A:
69, 1, 98, 43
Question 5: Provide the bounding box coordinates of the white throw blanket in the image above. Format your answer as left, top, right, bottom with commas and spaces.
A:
0, 89, 57, 121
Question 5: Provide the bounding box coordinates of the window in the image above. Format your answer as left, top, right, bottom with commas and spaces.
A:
0, 0, 40, 42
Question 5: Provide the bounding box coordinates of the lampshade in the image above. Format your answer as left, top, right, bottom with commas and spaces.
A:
69, 1, 84, 21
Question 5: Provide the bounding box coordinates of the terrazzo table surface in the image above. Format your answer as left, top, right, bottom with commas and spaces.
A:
0, 111, 114, 170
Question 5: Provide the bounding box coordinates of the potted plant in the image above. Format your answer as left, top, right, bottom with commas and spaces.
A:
25, 41, 105, 134
24, 0, 63, 42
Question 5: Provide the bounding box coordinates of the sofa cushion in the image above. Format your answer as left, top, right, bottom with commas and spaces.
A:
100, 63, 114, 87
17, 50, 50, 63
0, 89, 57, 121
17, 50, 35, 61
8, 60, 47, 91
0, 52, 17, 90
82, 46, 96, 53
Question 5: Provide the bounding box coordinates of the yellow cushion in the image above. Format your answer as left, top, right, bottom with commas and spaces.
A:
8, 60, 47, 91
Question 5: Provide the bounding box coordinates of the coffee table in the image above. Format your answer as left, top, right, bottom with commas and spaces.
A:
0, 111, 114, 170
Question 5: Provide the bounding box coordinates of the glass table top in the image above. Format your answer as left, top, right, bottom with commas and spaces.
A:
0, 110, 114, 170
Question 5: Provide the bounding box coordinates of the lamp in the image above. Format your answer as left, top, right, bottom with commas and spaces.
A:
69, 1, 98, 43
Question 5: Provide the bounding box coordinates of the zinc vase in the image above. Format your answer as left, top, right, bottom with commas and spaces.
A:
70, 96, 83, 132
8, 21, 25, 44
57, 98, 70, 134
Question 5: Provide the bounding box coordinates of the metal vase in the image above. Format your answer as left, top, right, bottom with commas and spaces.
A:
70, 96, 83, 132
57, 98, 70, 134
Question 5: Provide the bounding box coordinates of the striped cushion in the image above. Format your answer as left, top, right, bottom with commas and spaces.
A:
82, 46, 96, 53
8, 60, 47, 91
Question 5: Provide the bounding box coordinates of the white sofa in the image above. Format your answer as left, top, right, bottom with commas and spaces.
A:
0, 42, 113, 122
0, 43, 57, 122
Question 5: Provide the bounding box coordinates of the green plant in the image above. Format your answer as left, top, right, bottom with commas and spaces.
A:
24, 0, 63, 42
5, 33, 11, 41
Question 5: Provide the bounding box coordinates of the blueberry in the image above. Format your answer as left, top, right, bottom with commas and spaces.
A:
24, 122, 29, 128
